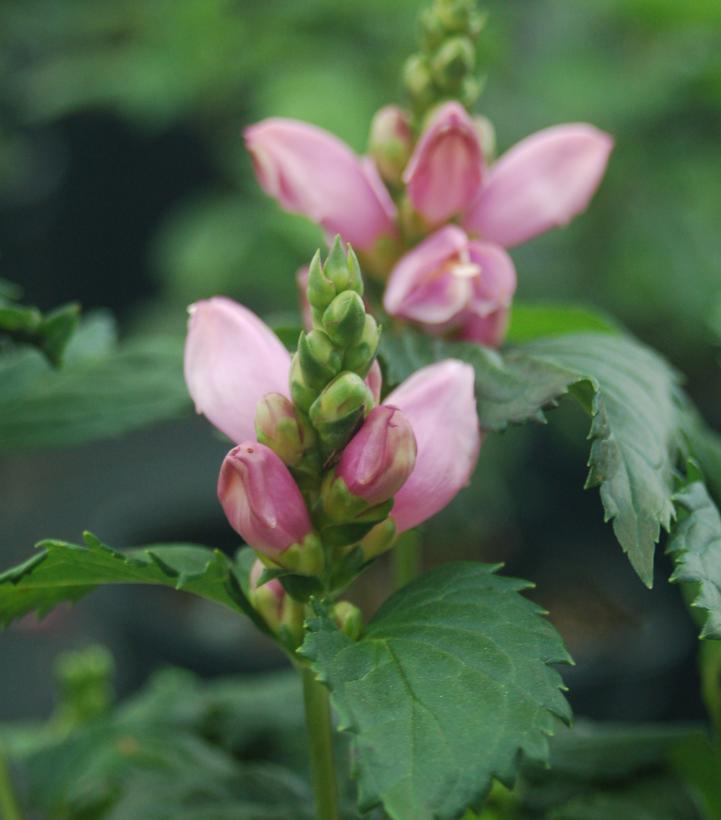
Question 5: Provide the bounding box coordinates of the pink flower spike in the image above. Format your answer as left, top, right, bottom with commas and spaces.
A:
404, 101, 484, 226
245, 118, 397, 251
184, 298, 291, 444
384, 360, 480, 532
337, 405, 417, 507
218, 442, 312, 557
464, 123, 613, 248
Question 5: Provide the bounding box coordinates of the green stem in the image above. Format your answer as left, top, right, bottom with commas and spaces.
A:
0, 748, 21, 820
301, 665, 339, 820
392, 530, 422, 590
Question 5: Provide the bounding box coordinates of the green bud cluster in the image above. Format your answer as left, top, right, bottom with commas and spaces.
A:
403, 0, 486, 121
290, 236, 381, 457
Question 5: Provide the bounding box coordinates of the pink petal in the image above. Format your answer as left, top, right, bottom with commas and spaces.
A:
464, 123, 613, 247
184, 297, 291, 444
467, 241, 517, 316
404, 101, 484, 225
245, 118, 397, 251
383, 225, 469, 320
384, 360, 481, 532
459, 307, 511, 348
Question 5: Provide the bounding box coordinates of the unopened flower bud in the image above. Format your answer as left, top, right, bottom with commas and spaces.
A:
309, 371, 373, 452
323, 405, 417, 518
436, 0, 485, 37
360, 519, 397, 560
431, 35, 475, 90
403, 54, 435, 109
249, 558, 285, 631
368, 106, 414, 187
307, 249, 335, 317
333, 601, 363, 640
324, 236, 364, 296
255, 392, 305, 466
298, 329, 342, 390
218, 442, 323, 574
473, 114, 496, 162
290, 354, 317, 413
296, 266, 313, 331
343, 314, 380, 377
322, 291, 366, 348
365, 359, 383, 404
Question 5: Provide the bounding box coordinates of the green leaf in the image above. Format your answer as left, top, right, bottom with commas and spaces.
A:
667, 463, 721, 639
301, 562, 571, 820
0, 299, 80, 366
507, 303, 619, 344
380, 328, 681, 586
0, 333, 191, 450
0, 532, 263, 632
378, 328, 579, 430
520, 333, 681, 587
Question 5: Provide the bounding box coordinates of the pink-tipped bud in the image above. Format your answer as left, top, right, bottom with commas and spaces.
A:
249, 558, 285, 630
218, 443, 319, 571
336, 405, 417, 507
368, 105, 414, 186
296, 266, 313, 331
255, 392, 307, 466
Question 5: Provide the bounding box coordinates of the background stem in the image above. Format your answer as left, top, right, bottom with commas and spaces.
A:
0, 748, 22, 820
392, 530, 422, 590
301, 665, 339, 820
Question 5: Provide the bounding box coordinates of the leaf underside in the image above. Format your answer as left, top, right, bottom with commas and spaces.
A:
301, 562, 571, 820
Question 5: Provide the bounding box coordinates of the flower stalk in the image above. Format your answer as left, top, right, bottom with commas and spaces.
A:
301, 665, 340, 820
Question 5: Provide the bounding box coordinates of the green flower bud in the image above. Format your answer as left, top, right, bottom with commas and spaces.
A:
325, 236, 363, 296
298, 329, 342, 390
368, 106, 414, 187
309, 371, 373, 452
333, 601, 363, 641
436, 0, 484, 36
255, 392, 305, 466
307, 249, 335, 316
403, 54, 436, 108
431, 35, 475, 90
360, 519, 398, 560
343, 314, 380, 377
460, 74, 484, 109
473, 114, 496, 162
320, 500, 393, 548
322, 291, 366, 348
290, 354, 317, 413
420, 7, 447, 51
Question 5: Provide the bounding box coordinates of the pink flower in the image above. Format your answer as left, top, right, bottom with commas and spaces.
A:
244, 118, 397, 252
185, 298, 481, 532
383, 225, 516, 347
404, 101, 484, 226
218, 442, 312, 557
463, 123, 614, 248
385, 360, 480, 533
337, 405, 417, 507
184, 298, 291, 444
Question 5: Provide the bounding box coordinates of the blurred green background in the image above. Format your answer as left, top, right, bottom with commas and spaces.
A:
1, 0, 719, 726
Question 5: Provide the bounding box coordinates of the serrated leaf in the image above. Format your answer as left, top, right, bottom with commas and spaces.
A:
667, 464, 721, 639
0, 533, 263, 632
301, 562, 571, 820
379, 327, 578, 430
507, 303, 619, 344
521, 334, 681, 586
380, 328, 681, 586
0, 333, 191, 450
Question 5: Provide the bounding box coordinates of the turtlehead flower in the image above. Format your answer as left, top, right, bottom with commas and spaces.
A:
185, 298, 481, 533
244, 118, 397, 252
217, 442, 313, 557
383, 224, 516, 347
335, 405, 417, 508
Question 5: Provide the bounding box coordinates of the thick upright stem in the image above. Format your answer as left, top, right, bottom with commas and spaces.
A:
392, 530, 421, 590
301, 665, 339, 820
0, 748, 21, 820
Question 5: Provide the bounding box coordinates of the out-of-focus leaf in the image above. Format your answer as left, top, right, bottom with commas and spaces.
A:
507, 303, 620, 343
668, 463, 721, 639
301, 562, 571, 820
0, 299, 80, 366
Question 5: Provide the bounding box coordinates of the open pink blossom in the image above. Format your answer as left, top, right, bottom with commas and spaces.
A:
383, 225, 517, 347
185, 298, 480, 531
403, 101, 484, 226
244, 118, 397, 252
